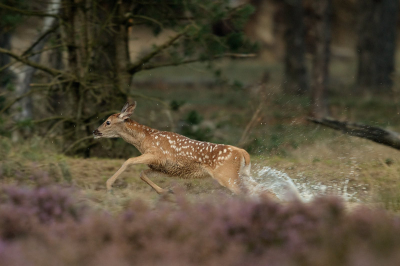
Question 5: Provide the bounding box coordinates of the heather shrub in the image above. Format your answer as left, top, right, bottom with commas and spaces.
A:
0, 185, 83, 239
1, 185, 400, 265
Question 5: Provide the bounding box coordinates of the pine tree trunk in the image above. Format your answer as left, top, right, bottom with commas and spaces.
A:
309, 0, 331, 119
356, 0, 399, 92
282, 0, 309, 95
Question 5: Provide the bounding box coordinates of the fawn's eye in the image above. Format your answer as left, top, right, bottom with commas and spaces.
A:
106, 121, 111, 125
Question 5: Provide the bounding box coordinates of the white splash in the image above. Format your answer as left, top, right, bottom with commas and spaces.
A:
250, 167, 361, 202
244, 162, 367, 202
249, 166, 302, 201
293, 173, 361, 202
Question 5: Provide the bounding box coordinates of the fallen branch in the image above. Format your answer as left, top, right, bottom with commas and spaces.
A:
308, 117, 400, 150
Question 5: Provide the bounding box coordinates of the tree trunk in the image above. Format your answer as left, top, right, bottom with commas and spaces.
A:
59, 0, 131, 156
0, 28, 13, 89
47, 28, 64, 120
308, 0, 331, 119
282, 0, 309, 95
11, 0, 61, 141
114, 1, 131, 93
356, 0, 399, 92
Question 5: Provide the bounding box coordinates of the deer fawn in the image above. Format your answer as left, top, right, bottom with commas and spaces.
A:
93, 102, 277, 199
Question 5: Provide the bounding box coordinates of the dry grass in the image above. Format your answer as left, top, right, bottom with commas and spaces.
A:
67, 157, 232, 213
1, 132, 399, 213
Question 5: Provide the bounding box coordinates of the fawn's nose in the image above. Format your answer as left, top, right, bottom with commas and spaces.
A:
93, 129, 101, 136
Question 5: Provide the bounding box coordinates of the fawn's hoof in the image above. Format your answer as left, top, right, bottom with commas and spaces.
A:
158, 188, 176, 203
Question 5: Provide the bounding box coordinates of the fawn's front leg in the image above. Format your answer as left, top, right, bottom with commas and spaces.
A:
106, 153, 156, 191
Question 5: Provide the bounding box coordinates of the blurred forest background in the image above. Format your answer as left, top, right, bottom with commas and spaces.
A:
2, 1, 400, 264
1, 0, 400, 206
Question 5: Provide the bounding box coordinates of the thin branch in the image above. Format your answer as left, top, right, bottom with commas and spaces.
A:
124, 14, 163, 28
30, 75, 72, 90
128, 92, 169, 107
0, 61, 16, 73
32, 116, 71, 124
43, 118, 69, 139
0, 44, 64, 73
0, 47, 67, 77
141, 53, 257, 71
238, 101, 263, 147
63, 136, 94, 154
0, 88, 48, 116
24, 44, 65, 58
0, 76, 72, 116
127, 26, 190, 74
22, 23, 60, 56
0, 3, 60, 18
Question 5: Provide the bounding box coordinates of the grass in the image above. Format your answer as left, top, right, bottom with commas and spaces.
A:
1, 131, 399, 212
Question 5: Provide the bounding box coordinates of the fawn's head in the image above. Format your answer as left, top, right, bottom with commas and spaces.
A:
93, 102, 136, 139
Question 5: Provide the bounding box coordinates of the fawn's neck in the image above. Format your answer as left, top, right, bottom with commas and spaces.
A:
119, 119, 156, 153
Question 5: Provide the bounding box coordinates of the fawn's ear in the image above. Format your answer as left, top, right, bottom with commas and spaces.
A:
119, 101, 137, 120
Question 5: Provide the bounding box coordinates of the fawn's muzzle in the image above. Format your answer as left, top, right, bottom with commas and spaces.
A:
93, 129, 102, 138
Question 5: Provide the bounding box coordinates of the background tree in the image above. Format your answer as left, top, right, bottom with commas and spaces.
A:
0, 0, 25, 89
305, 0, 332, 119
281, 0, 309, 95
10, 0, 61, 141
0, 0, 256, 156
356, 0, 399, 92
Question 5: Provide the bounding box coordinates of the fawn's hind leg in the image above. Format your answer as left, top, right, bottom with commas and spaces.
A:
106, 154, 156, 191
140, 169, 172, 194
211, 164, 245, 194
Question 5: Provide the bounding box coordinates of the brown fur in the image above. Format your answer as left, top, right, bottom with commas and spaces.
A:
93, 102, 277, 199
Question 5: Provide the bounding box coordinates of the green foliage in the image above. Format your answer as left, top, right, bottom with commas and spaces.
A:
180, 110, 213, 141
134, 0, 257, 57
186, 110, 202, 125
0, 0, 26, 29
232, 80, 244, 91
170, 100, 185, 111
